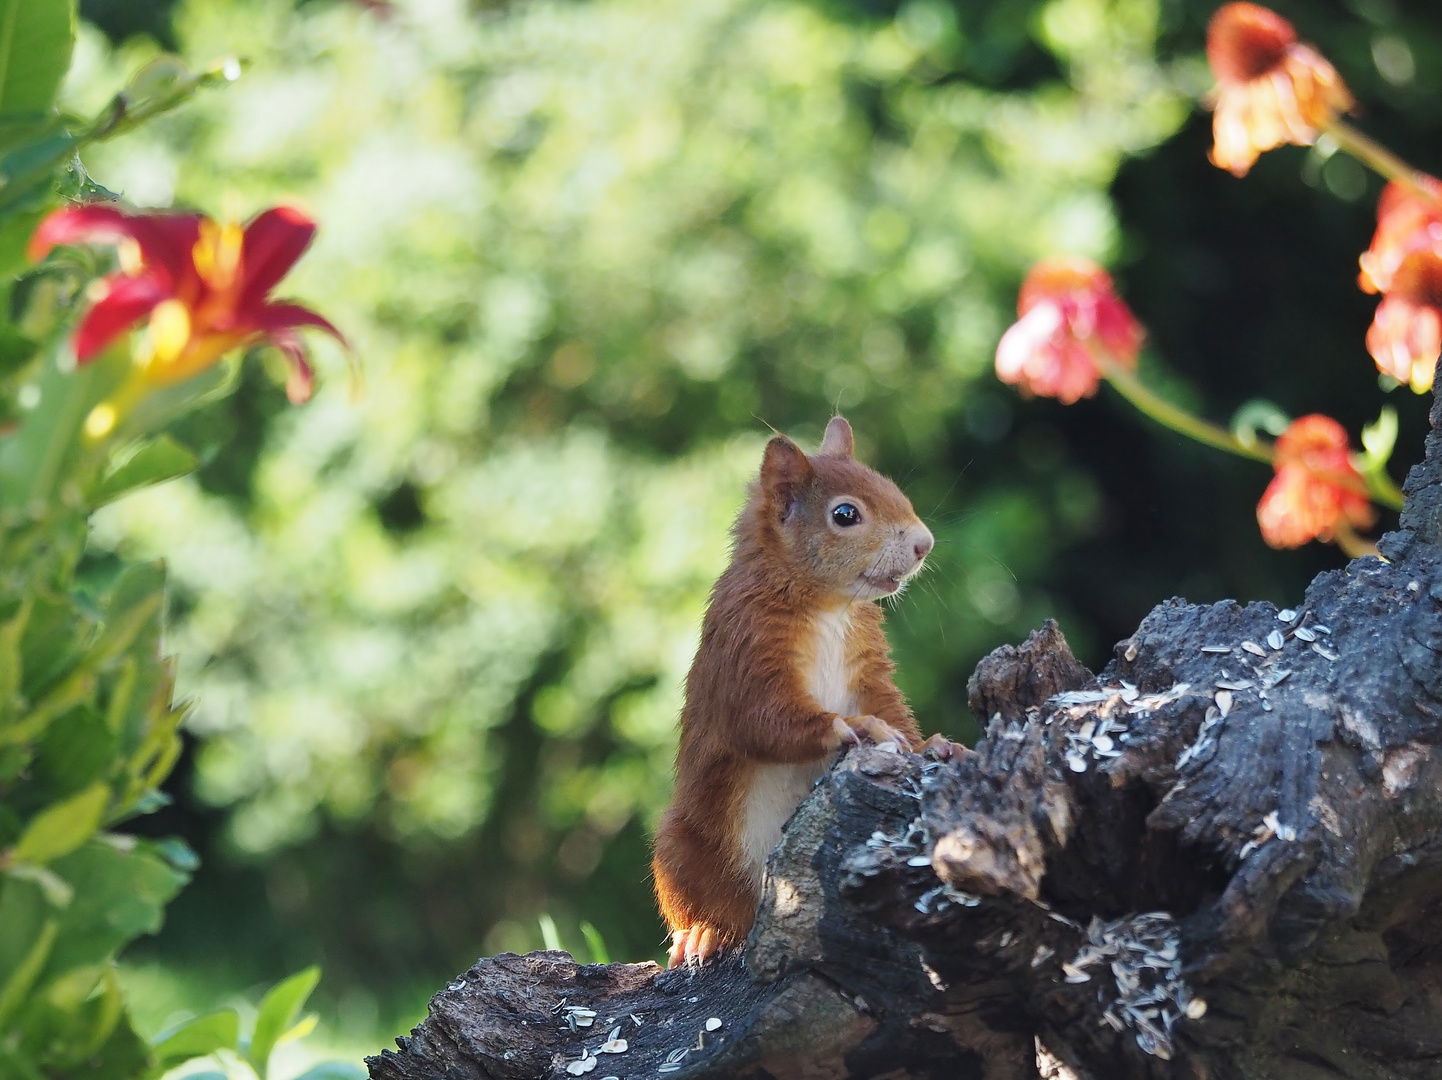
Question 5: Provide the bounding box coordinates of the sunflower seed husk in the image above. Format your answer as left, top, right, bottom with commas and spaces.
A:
1277, 608, 1297, 623
1294, 626, 1317, 642
1241, 641, 1266, 657
1267, 630, 1285, 650
1312, 643, 1339, 661
1186, 998, 1209, 1019
1215, 690, 1233, 717
1200, 645, 1231, 654
706, 1017, 723, 1031
906, 854, 931, 867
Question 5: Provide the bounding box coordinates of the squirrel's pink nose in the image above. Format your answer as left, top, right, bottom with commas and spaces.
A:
912, 528, 934, 562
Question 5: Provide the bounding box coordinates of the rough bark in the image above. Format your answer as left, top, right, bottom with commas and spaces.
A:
367, 391, 1442, 1080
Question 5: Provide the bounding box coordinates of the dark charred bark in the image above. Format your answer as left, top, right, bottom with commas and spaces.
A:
366, 393, 1442, 1080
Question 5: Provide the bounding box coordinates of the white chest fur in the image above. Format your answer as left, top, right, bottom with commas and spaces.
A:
804, 605, 859, 717
736, 607, 858, 887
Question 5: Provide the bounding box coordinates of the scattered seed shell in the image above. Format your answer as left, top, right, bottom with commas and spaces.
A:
1277, 608, 1297, 623
906, 854, 931, 867
1266, 630, 1285, 650
1241, 641, 1266, 657
1200, 645, 1231, 654
1186, 998, 1208, 1020
1294, 626, 1317, 642
706, 1017, 723, 1032
1215, 690, 1233, 717
566, 1056, 597, 1076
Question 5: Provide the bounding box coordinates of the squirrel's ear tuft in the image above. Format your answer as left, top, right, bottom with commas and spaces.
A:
761, 435, 813, 509
818, 416, 854, 459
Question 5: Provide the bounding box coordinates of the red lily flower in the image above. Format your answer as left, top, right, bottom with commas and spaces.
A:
1358, 176, 1442, 393
1256, 415, 1374, 549
29, 203, 344, 411
995, 256, 1144, 404
1206, 3, 1352, 178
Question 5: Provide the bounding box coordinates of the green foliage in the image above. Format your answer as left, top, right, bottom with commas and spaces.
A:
246, 966, 321, 1079
0, 0, 75, 118
0, 2, 329, 1075
142, 966, 348, 1080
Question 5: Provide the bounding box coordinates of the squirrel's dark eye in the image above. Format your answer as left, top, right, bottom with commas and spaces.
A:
831, 503, 861, 527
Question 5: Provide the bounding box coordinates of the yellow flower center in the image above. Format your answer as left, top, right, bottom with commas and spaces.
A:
146, 298, 193, 368
192, 218, 245, 292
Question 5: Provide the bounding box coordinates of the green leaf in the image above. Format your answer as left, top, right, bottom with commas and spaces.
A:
4, 860, 73, 906
580, 921, 610, 965
147, 836, 197, 872
0, 321, 35, 377
36, 705, 116, 799
0, 0, 74, 119
149, 1008, 240, 1072
0, 597, 28, 727
9, 781, 107, 864
93, 435, 198, 505
0, 131, 72, 219
1361, 406, 1399, 469
0, 344, 129, 513
290, 1063, 367, 1080
42, 838, 187, 979
0, 916, 55, 1025
246, 966, 321, 1079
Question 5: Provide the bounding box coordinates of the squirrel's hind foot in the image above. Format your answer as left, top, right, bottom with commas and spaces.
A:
667, 924, 727, 968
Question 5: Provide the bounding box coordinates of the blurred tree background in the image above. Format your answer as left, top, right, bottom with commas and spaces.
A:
62, 0, 1442, 1057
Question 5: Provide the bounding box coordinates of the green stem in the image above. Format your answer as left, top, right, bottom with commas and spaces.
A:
1333, 519, 1380, 560
1093, 349, 1406, 514
1094, 353, 1275, 465
1359, 463, 1405, 511
1325, 119, 1439, 204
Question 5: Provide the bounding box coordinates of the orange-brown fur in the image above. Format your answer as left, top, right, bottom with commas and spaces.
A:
652, 417, 936, 966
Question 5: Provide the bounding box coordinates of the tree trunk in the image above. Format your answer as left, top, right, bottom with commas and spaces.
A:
366, 391, 1442, 1080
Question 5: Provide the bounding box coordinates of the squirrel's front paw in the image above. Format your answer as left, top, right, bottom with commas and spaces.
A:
920, 731, 971, 762
841, 714, 912, 748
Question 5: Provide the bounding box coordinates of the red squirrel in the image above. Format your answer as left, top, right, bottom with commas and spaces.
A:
652, 416, 949, 967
